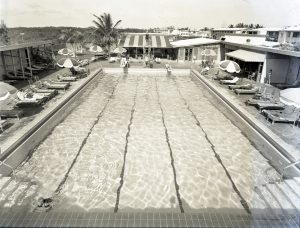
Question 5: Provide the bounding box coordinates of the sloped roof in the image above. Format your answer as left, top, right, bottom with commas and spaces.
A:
119, 34, 172, 48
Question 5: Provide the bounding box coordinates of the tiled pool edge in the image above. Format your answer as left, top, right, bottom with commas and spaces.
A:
0, 68, 103, 176
191, 70, 300, 177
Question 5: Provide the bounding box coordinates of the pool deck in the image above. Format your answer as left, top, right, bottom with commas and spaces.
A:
0, 61, 102, 172
192, 68, 300, 162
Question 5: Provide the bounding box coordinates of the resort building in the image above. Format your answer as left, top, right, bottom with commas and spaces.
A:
0, 40, 54, 80
220, 37, 300, 87
170, 38, 220, 62
118, 33, 175, 59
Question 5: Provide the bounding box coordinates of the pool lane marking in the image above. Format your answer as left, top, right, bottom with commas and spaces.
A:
172, 77, 252, 215
114, 75, 139, 213
33, 75, 121, 211
155, 77, 184, 213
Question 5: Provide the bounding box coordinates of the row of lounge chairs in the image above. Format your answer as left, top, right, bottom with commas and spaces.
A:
212, 72, 300, 126
1, 69, 90, 133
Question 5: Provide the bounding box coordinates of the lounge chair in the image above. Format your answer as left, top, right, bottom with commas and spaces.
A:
0, 119, 8, 132
57, 74, 77, 82
0, 109, 24, 119
155, 58, 161, 63
4, 72, 31, 80
15, 99, 43, 107
235, 87, 259, 95
16, 91, 47, 103
48, 79, 70, 86
108, 57, 117, 63
228, 84, 252, 90
32, 64, 46, 70
30, 85, 58, 97
246, 97, 271, 106
255, 101, 285, 112
262, 108, 300, 126
25, 67, 41, 74
42, 81, 69, 90
220, 77, 239, 85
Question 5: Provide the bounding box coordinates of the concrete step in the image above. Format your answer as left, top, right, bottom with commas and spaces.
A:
293, 177, 300, 186
285, 179, 300, 197
275, 181, 300, 211
264, 183, 296, 214
4, 182, 29, 208
254, 186, 284, 215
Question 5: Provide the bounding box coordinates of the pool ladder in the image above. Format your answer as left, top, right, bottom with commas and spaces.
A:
280, 159, 300, 181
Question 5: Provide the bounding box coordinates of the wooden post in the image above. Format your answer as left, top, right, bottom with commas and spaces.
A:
26, 47, 33, 77
10, 50, 16, 76
1, 51, 7, 78
18, 49, 26, 79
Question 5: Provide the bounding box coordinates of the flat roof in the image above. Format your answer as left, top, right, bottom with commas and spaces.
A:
171, 38, 220, 47
212, 28, 246, 31
223, 41, 300, 58
0, 40, 52, 52
226, 49, 266, 62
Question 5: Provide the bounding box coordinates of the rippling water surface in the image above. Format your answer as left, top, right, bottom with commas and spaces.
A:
0, 71, 280, 214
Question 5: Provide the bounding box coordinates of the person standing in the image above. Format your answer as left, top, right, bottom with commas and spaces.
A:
267, 69, 272, 85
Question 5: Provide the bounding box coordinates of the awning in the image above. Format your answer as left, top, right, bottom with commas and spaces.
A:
119, 34, 172, 48
225, 49, 266, 62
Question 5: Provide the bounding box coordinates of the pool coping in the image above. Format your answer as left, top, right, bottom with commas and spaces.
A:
0, 68, 102, 175
191, 70, 300, 177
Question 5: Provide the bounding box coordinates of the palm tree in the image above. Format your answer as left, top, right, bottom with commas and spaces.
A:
59, 28, 84, 55
92, 13, 122, 56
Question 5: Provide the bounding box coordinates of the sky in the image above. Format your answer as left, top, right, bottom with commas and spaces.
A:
0, 0, 300, 29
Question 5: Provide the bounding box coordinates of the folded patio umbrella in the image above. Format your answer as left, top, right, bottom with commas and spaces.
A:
219, 60, 241, 73
57, 57, 80, 68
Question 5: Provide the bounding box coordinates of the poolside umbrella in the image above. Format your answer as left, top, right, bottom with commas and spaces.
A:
58, 48, 74, 56
89, 45, 103, 53
112, 47, 127, 54
0, 82, 17, 101
57, 57, 80, 68
219, 60, 241, 73
201, 49, 217, 57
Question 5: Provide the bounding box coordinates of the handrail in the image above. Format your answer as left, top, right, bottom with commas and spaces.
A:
281, 159, 300, 181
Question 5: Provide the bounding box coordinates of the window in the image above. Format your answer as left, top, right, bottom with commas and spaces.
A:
293, 32, 299, 37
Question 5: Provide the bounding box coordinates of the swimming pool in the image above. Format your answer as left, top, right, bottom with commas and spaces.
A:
0, 69, 289, 216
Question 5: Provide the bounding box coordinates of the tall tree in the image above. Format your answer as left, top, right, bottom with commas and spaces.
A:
92, 13, 122, 56
59, 28, 85, 55
0, 20, 10, 45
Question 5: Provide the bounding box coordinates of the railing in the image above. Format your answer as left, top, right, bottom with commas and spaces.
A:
281, 159, 300, 181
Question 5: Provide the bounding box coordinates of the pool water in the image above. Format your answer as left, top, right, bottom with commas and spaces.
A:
0, 71, 280, 214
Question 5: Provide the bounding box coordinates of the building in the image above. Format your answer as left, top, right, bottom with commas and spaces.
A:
118, 33, 175, 59
0, 40, 53, 80
278, 26, 300, 45
211, 28, 246, 40
220, 38, 300, 87
171, 38, 220, 62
